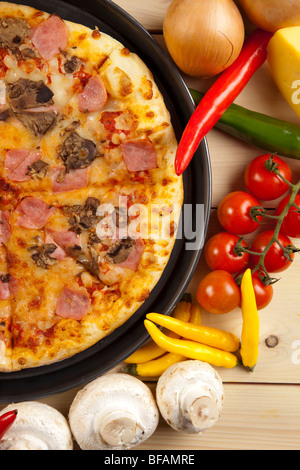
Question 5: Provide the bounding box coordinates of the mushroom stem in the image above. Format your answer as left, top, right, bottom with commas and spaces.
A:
189, 396, 220, 429
97, 411, 139, 447
179, 385, 220, 430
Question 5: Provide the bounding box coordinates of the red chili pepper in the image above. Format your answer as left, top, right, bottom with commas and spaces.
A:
0, 409, 18, 440
175, 29, 274, 176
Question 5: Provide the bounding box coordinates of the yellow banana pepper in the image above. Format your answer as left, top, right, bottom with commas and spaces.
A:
172, 293, 193, 322
146, 312, 240, 352
123, 298, 202, 376
124, 352, 187, 378
123, 341, 166, 364
144, 319, 239, 369
189, 303, 201, 324
123, 294, 192, 364
240, 269, 260, 372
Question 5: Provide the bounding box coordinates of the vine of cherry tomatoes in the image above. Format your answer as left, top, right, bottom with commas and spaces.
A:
197, 154, 300, 314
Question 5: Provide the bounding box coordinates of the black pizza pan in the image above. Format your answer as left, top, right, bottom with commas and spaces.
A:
0, 0, 212, 401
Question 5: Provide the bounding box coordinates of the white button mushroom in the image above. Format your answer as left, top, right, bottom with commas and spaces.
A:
0, 402, 73, 450
68, 373, 159, 450
156, 360, 224, 434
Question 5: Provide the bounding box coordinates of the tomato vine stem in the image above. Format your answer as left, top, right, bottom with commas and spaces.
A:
234, 156, 300, 286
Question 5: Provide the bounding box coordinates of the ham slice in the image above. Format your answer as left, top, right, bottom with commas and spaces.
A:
16, 196, 56, 229
45, 234, 67, 261
45, 230, 82, 260
121, 140, 158, 172
31, 15, 68, 60
51, 166, 89, 193
50, 230, 82, 249
117, 238, 144, 271
5, 149, 41, 182
0, 211, 11, 245
78, 75, 107, 113
0, 274, 18, 300
0, 274, 10, 300
55, 286, 91, 320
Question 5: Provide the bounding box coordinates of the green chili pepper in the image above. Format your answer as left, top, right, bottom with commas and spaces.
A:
189, 88, 300, 161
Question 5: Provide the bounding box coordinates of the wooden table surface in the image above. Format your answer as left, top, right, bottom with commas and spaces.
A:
1, 0, 300, 451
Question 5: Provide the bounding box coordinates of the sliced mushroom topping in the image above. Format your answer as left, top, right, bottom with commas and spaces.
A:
20, 47, 36, 59
29, 243, 59, 269
3, 79, 58, 135
78, 197, 100, 229
59, 132, 97, 172
26, 159, 49, 179
0, 17, 30, 50
61, 203, 82, 217
0, 108, 13, 121
15, 110, 57, 136
62, 197, 100, 234
107, 238, 135, 264
60, 120, 80, 136
7, 79, 54, 111
64, 55, 81, 74
0, 273, 10, 283
66, 244, 100, 277
88, 231, 101, 245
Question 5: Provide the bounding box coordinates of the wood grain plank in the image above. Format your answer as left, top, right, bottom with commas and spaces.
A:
137, 383, 300, 450
3, 382, 298, 450
109, 0, 172, 31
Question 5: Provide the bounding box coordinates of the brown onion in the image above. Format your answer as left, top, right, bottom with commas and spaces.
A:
163, 0, 245, 78
239, 0, 300, 33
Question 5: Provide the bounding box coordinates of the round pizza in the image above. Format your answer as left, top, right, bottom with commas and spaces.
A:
0, 2, 183, 372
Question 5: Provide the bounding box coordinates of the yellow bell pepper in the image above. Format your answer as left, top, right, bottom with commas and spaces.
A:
144, 320, 239, 369
146, 312, 240, 352
240, 269, 260, 371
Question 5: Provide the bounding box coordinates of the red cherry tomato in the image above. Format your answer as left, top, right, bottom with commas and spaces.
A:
275, 194, 300, 239
251, 272, 273, 310
204, 232, 249, 274
251, 230, 294, 273
245, 154, 292, 201
217, 191, 263, 235
197, 270, 241, 314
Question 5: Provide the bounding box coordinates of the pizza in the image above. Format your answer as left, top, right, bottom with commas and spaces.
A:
0, 2, 183, 372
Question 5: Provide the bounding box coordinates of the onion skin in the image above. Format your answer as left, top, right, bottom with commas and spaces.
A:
163, 0, 245, 78
238, 0, 300, 33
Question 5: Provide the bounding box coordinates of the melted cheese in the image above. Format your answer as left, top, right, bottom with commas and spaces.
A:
0, 79, 5, 106
0, 339, 11, 369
